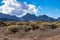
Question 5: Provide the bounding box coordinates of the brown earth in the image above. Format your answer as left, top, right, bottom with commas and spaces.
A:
0, 27, 60, 40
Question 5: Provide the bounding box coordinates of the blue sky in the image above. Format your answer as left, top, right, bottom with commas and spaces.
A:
19, 0, 60, 18
0, 0, 60, 18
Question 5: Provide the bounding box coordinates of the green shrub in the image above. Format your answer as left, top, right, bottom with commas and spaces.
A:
0, 20, 7, 27
32, 26, 39, 30
56, 22, 60, 28
24, 26, 33, 32
3, 38, 8, 40
6, 21, 16, 26
50, 24, 57, 29
24, 25, 39, 32
44, 24, 57, 29
18, 22, 26, 25
29, 22, 37, 27
6, 25, 20, 33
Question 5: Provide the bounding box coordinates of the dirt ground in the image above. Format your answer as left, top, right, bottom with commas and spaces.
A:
0, 27, 60, 40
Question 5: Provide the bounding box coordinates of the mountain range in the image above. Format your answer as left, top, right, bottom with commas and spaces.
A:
0, 13, 21, 21
0, 13, 60, 22
21, 13, 57, 22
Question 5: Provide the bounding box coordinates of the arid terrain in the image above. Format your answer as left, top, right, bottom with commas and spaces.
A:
0, 21, 60, 40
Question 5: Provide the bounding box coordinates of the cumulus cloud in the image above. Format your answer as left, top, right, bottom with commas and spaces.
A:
0, 0, 40, 17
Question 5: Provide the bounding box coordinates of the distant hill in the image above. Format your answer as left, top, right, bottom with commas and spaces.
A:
21, 13, 38, 21
21, 13, 56, 22
0, 13, 59, 22
38, 14, 56, 22
0, 13, 21, 21
56, 17, 60, 22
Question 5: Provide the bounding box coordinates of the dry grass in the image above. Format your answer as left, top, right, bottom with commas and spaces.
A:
0, 21, 60, 40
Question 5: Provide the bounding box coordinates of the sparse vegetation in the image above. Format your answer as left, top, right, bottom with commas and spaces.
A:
6, 21, 16, 26
6, 25, 20, 33
43, 24, 57, 29
3, 38, 8, 40
24, 26, 33, 32
0, 20, 7, 27
29, 22, 37, 26
2, 21, 60, 32
0, 21, 60, 40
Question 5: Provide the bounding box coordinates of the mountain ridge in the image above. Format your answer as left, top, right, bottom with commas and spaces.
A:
0, 13, 60, 22
0, 13, 21, 21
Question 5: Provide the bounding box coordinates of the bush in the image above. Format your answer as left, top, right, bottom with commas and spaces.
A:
0, 20, 7, 27
3, 38, 8, 40
44, 24, 57, 29
18, 22, 26, 25
6, 21, 16, 26
56, 22, 60, 28
24, 26, 33, 32
29, 22, 37, 26
24, 25, 39, 32
50, 24, 57, 29
6, 25, 20, 33
32, 26, 39, 30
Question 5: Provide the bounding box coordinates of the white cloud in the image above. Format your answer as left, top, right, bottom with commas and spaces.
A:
0, 0, 40, 17
28, 4, 38, 13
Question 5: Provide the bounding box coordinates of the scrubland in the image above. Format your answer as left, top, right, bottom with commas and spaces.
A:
0, 21, 60, 40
